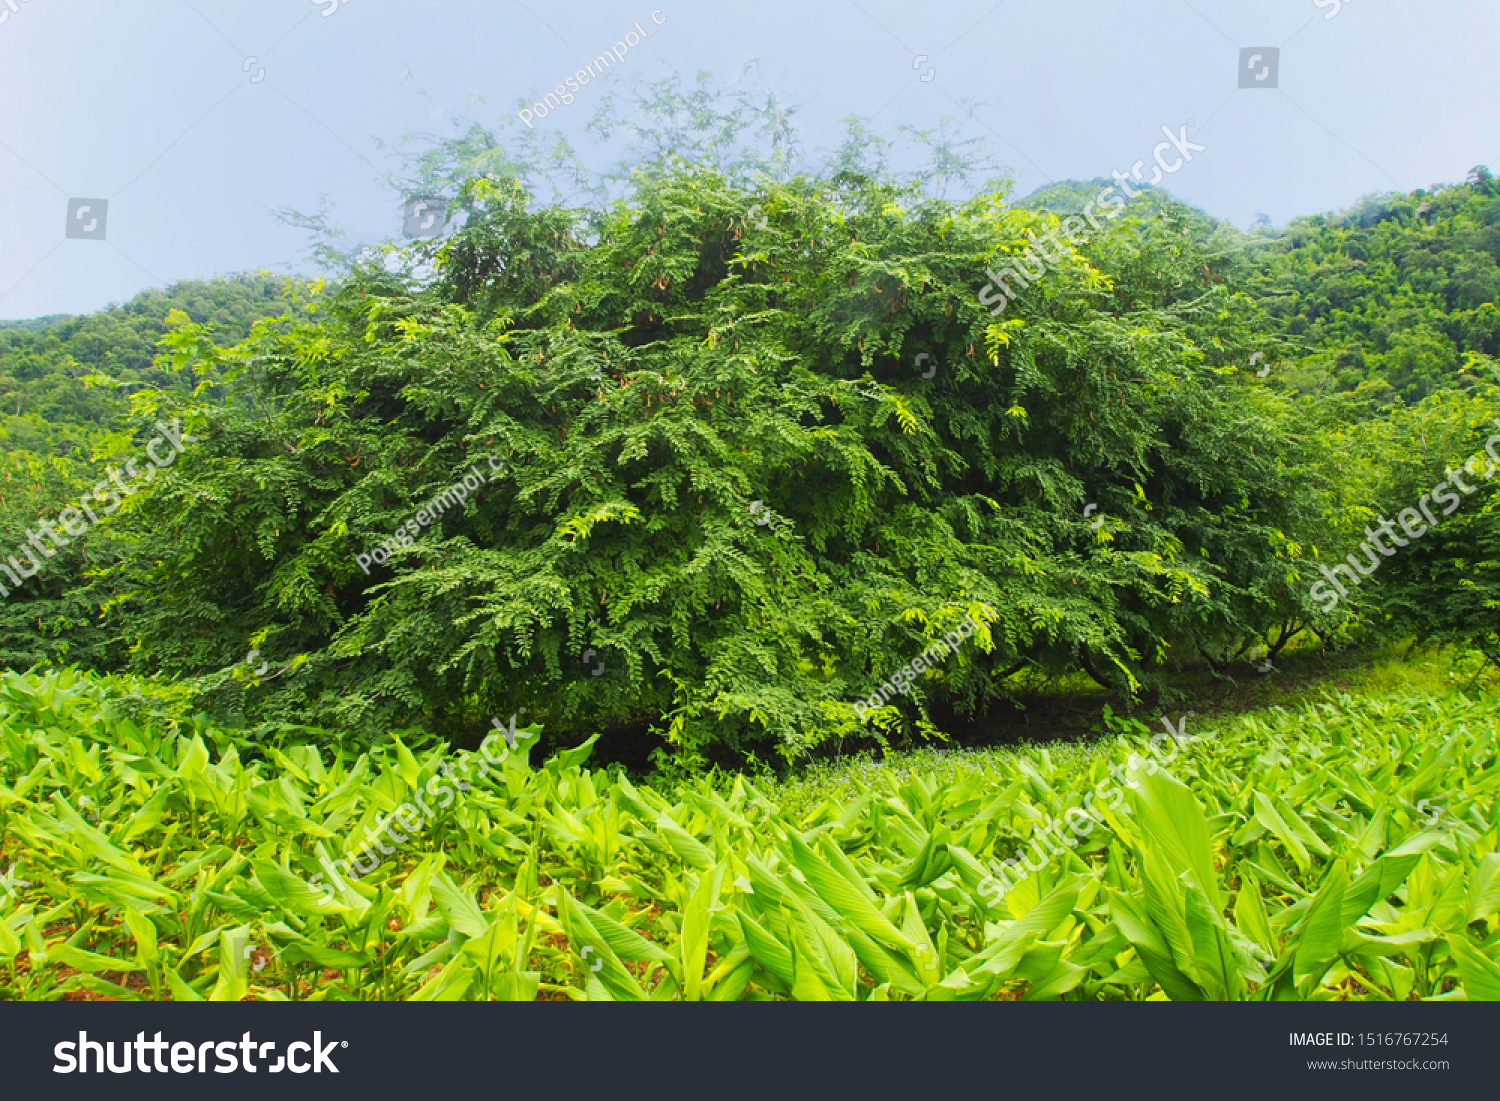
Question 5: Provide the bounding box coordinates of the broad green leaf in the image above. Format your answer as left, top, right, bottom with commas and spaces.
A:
738, 912, 795, 989
1292, 860, 1349, 993
1254, 792, 1311, 874
208, 926, 250, 1002
1133, 764, 1221, 910
1446, 935, 1500, 1000
556, 889, 649, 1001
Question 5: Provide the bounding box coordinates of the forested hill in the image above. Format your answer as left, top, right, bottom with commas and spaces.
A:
1258, 166, 1500, 400
1024, 167, 1500, 402
0, 272, 292, 458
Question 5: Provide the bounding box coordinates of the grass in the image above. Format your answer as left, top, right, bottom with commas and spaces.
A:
0, 650, 1497, 1001
764, 642, 1497, 818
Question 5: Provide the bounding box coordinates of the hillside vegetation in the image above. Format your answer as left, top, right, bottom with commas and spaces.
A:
14, 162, 1485, 766
1260, 166, 1500, 401
0, 273, 290, 458
0, 80, 1497, 1001
1, 162, 1498, 765
1, 667, 1496, 1001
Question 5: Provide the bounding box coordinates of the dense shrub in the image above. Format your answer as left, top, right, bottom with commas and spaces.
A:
94, 166, 1330, 761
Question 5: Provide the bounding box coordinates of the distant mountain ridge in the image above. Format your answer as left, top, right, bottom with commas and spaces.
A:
0, 272, 293, 458
1017, 176, 1181, 216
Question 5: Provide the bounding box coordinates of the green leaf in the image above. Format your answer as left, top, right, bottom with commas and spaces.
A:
208, 925, 250, 1002
1465, 854, 1500, 923
1233, 876, 1276, 957
1292, 860, 1349, 993
737, 912, 795, 990
679, 865, 722, 1000
1446, 935, 1500, 1000
556, 889, 649, 1001
1133, 762, 1221, 910
430, 869, 489, 939
789, 834, 910, 951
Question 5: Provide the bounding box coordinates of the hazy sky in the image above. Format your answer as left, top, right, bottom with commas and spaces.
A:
2, 0, 1497, 320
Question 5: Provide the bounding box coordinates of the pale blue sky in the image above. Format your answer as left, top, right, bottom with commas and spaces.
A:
1, 0, 1497, 320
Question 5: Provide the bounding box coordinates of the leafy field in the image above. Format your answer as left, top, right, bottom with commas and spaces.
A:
1, 669, 1497, 1000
